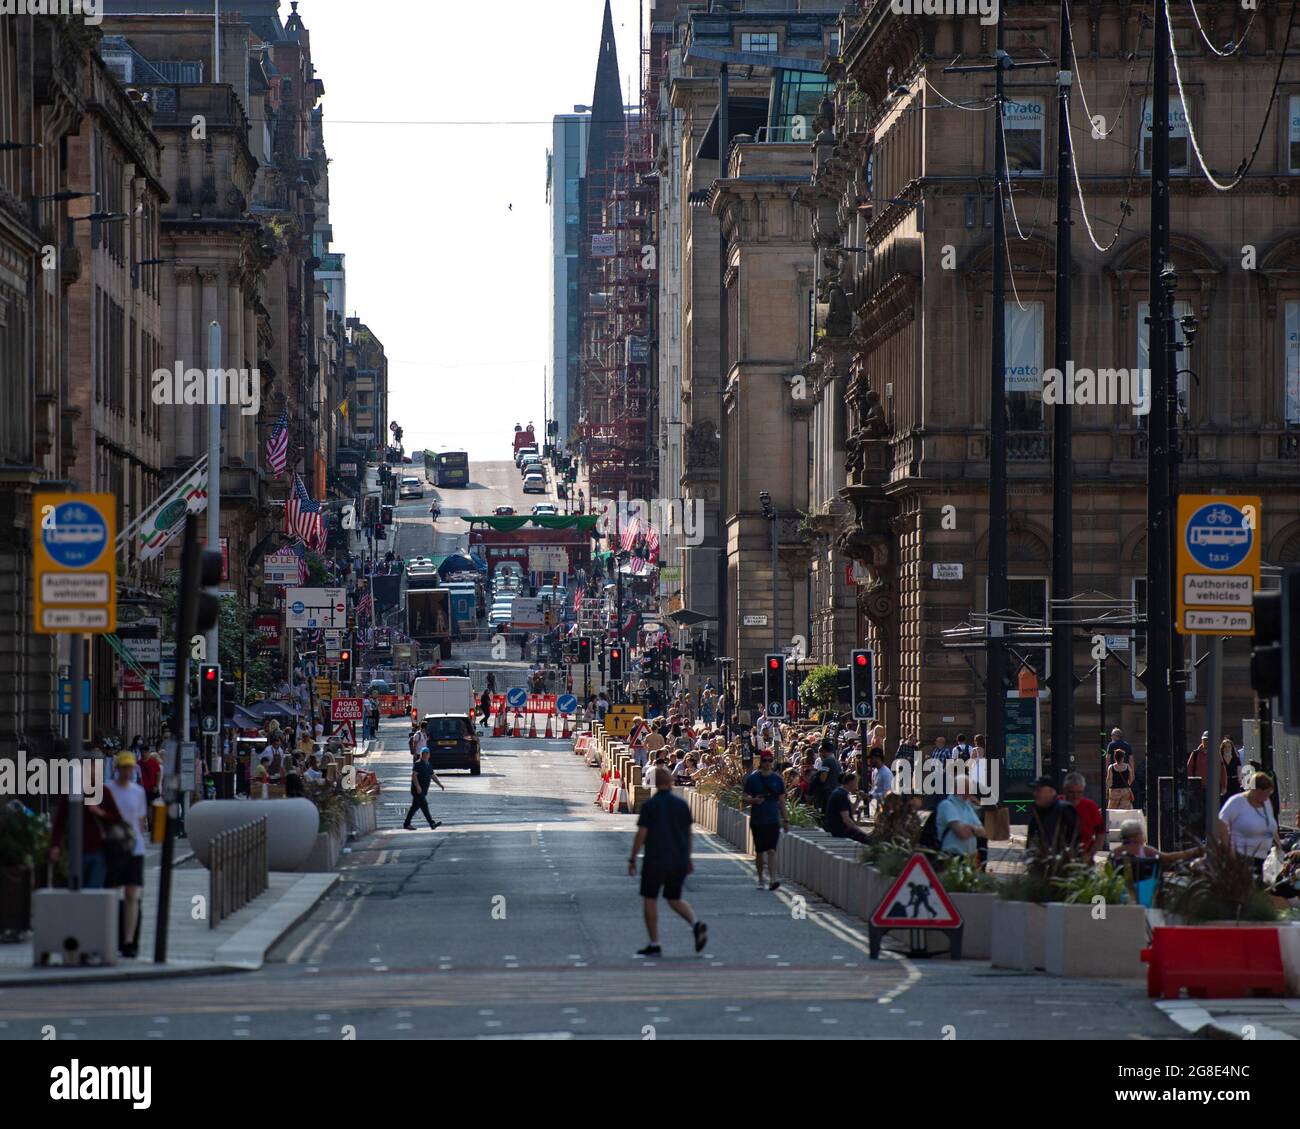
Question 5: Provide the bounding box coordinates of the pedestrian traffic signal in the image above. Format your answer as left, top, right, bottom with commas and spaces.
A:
850, 649, 875, 720
609, 646, 623, 682
381, 505, 393, 525
764, 654, 787, 718
339, 649, 353, 687
198, 663, 221, 734
577, 636, 591, 663
374, 522, 385, 541
1280, 567, 1300, 733
1252, 590, 1283, 701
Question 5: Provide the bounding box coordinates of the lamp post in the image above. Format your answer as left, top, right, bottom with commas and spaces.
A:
760, 491, 777, 651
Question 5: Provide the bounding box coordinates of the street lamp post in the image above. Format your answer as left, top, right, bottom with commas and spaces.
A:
760, 492, 777, 651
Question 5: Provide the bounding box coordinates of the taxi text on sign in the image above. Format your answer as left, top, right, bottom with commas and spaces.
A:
1175, 495, 1261, 637
33, 493, 117, 634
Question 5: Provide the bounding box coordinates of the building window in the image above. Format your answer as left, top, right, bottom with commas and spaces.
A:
1141, 94, 1189, 174
1286, 301, 1300, 426
1005, 301, 1044, 427
1003, 98, 1045, 175
1135, 299, 1192, 425
777, 70, 832, 141
741, 32, 777, 53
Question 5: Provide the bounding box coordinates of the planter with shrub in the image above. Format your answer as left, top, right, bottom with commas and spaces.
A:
1044, 863, 1148, 978
0, 807, 49, 937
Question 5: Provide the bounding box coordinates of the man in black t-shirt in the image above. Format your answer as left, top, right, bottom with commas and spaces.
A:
628, 767, 708, 958
1025, 775, 1078, 857
403, 748, 445, 830
825, 772, 871, 843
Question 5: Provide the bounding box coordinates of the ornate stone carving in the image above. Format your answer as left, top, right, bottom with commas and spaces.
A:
684, 420, 719, 471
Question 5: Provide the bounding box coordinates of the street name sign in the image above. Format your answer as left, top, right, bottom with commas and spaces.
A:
1176, 495, 1260, 637
33, 493, 117, 634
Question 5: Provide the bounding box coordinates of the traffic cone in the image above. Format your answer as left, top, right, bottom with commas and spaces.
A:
493, 708, 506, 738
562, 714, 572, 739
512, 711, 521, 738
528, 711, 538, 738
544, 712, 554, 739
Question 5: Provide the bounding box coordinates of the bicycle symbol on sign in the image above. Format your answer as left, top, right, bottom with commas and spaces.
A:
1204, 508, 1235, 525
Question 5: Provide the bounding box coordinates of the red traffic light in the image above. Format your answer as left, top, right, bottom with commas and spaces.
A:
203, 668, 217, 681
768, 658, 780, 670
855, 653, 867, 666
340, 651, 350, 661
610, 649, 621, 659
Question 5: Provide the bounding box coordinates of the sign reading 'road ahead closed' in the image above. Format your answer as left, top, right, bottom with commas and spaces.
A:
1176, 495, 1260, 636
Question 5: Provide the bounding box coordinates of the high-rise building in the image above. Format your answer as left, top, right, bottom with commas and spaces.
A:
547, 112, 588, 452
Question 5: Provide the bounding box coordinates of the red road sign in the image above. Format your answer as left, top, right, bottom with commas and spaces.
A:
331, 696, 364, 721
870, 854, 961, 929
334, 719, 356, 747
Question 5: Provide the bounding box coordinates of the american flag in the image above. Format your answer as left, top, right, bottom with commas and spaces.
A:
620, 515, 641, 551
645, 525, 660, 559
574, 588, 584, 611
285, 473, 326, 552
355, 592, 374, 623
265, 409, 290, 477
291, 543, 309, 585
628, 556, 646, 574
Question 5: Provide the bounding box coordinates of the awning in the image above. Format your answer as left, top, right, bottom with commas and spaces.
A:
666, 608, 717, 627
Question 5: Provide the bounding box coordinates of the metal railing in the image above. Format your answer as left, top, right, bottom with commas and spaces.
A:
209, 817, 269, 929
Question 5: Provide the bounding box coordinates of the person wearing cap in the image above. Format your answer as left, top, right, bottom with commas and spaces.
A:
743, 749, 789, 890
403, 747, 445, 831
1025, 774, 1078, 858
105, 751, 149, 958
1187, 731, 1234, 799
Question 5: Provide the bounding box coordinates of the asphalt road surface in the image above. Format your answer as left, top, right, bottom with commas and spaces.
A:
0, 715, 1184, 1040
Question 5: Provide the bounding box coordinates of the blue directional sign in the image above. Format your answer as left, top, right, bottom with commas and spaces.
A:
507, 686, 528, 709
1184, 501, 1253, 571
556, 693, 578, 715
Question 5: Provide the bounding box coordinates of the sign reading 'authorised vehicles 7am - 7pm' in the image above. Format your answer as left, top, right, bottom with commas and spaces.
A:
33, 493, 117, 634
1176, 495, 1260, 636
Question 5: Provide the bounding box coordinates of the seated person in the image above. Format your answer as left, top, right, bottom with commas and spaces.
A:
1109, 819, 1202, 906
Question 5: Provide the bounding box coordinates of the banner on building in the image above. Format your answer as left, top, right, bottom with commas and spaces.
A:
591, 233, 616, 257
132, 455, 209, 561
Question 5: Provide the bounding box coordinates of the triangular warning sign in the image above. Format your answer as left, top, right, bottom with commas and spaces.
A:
334, 719, 356, 747
870, 853, 962, 929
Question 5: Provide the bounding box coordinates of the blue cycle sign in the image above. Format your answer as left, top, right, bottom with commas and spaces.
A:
507, 687, 528, 709
1184, 502, 1253, 570
43, 501, 108, 568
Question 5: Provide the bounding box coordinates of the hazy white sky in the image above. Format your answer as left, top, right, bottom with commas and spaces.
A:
296, 0, 643, 461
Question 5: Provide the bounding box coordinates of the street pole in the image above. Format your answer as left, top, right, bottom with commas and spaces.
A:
1205, 634, 1222, 842
717, 62, 730, 679
206, 319, 222, 673
68, 634, 84, 891
1049, 3, 1074, 785
986, 8, 1010, 772
770, 509, 779, 653
1145, 0, 1174, 846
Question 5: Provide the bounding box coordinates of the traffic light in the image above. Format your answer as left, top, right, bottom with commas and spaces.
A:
338, 648, 353, 687
764, 654, 787, 718
577, 636, 591, 663
1281, 568, 1300, 733
1252, 590, 1283, 702
609, 646, 623, 682
381, 505, 393, 525
850, 649, 875, 720
374, 522, 385, 541
198, 664, 221, 734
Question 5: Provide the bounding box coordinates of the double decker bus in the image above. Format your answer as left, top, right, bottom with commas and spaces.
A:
431, 450, 469, 487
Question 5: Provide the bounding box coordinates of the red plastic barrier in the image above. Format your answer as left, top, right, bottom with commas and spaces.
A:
1141, 926, 1287, 999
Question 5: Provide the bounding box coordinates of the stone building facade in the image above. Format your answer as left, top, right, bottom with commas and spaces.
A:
804, 0, 1300, 761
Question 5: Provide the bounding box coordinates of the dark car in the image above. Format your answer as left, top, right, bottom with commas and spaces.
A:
420, 714, 481, 775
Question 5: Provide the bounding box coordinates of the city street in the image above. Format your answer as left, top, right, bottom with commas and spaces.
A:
0, 718, 1181, 1040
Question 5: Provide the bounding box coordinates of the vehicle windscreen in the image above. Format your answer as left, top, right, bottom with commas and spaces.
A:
424, 717, 468, 741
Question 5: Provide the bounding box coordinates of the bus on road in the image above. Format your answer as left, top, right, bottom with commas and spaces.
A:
431, 450, 469, 487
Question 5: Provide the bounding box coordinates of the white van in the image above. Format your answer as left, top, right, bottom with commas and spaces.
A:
411, 675, 474, 720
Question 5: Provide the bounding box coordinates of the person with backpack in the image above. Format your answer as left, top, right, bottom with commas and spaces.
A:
953, 732, 974, 760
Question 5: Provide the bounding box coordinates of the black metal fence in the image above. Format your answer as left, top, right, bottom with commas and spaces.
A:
208, 817, 269, 928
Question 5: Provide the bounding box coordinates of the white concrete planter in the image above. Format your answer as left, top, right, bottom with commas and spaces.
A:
188, 798, 319, 871
346, 799, 377, 838
1045, 902, 1148, 978
991, 900, 1049, 970
949, 892, 997, 960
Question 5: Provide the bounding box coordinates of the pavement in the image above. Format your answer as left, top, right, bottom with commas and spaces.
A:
0, 837, 339, 986
0, 715, 1200, 1039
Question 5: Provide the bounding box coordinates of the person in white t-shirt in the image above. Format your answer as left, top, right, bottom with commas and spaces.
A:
105, 752, 150, 959
1218, 772, 1280, 876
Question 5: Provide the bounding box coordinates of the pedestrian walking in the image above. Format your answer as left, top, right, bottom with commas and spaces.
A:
404, 747, 445, 831
627, 766, 707, 957
743, 750, 789, 890
105, 751, 149, 958
479, 688, 492, 729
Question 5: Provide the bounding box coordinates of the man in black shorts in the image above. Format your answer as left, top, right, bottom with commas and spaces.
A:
628, 766, 707, 957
